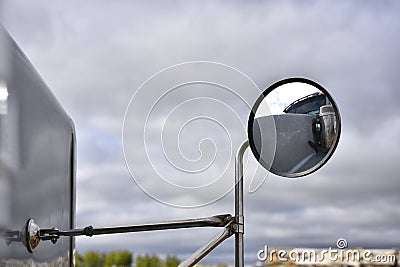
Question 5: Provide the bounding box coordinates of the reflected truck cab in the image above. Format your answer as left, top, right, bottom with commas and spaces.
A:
283, 92, 331, 115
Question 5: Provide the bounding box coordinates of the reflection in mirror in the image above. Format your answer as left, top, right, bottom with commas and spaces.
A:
248, 78, 341, 178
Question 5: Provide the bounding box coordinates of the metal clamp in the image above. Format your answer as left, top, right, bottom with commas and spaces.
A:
232, 215, 244, 233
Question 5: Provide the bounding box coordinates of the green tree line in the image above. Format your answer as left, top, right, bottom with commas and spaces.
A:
75, 251, 181, 267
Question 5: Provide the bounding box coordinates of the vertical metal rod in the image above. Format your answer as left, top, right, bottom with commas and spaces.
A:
235, 140, 249, 267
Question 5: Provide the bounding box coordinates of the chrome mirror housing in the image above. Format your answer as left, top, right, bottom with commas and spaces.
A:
21, 219, 41, 253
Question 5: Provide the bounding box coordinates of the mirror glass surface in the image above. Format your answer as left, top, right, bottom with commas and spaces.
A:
248, 78, 341, 178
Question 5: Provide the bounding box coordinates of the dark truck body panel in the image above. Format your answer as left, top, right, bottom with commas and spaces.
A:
0, 28, 75, 266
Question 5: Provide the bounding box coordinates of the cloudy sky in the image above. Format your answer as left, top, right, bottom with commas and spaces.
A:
2, 0, 400, 265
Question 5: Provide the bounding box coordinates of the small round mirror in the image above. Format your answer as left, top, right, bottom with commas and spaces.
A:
248, 78, 341, 178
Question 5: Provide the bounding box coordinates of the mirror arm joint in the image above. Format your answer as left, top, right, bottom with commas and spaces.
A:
38, 228, 61, 244
232, 215, 244, 234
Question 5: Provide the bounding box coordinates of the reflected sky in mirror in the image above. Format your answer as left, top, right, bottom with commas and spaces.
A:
255, 82, 321, 117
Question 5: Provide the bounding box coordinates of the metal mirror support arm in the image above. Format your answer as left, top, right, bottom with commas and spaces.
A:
179, 221, 234, 267
2, 141, 250, 267
39, 214, 232, 240
235, 140, 249, 267
39, 213, 235, 267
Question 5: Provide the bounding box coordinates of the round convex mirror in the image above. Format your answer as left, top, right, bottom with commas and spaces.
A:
248, 78, 341, 178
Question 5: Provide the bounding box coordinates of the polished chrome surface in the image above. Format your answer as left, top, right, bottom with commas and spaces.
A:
22, 219, 41, 253
235, 140, 249, 267
0, 27, 75, 266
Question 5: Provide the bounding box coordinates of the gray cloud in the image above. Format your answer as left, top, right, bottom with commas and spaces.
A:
2, 0, 400, 264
